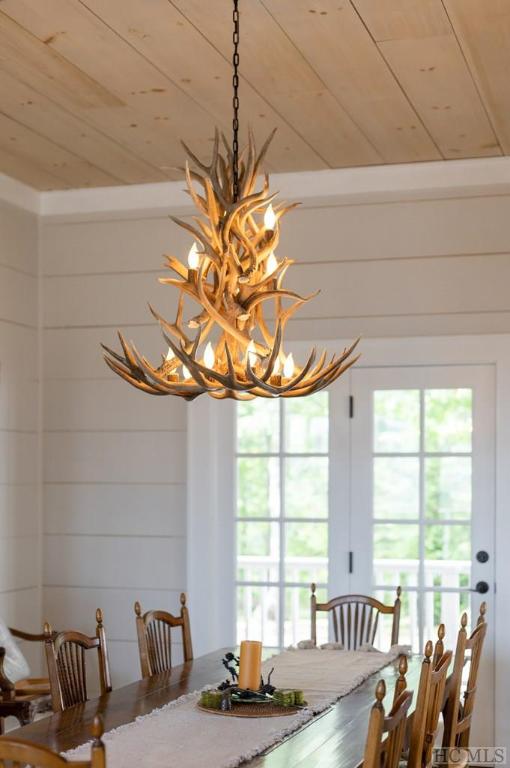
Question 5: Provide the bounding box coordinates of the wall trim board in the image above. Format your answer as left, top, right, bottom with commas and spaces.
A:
0, 155, 508, 219
0, 173, 40, 215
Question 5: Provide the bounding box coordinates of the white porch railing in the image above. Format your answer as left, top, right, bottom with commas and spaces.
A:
237, 556, 471, 649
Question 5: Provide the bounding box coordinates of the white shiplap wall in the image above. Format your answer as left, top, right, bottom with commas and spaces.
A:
41, 216, 189, 687
39, 183, 510, 686
0, 198, 41, 674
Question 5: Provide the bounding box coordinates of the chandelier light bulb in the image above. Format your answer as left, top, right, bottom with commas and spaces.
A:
204, 341, 215, 368
246, 340, 257, 368
165, 348, 174, 362
182, 365, 192, 380
263, 203, 276, 230
187, 241, 200, 270
271, 358, 281, 376
266, 251, 277, 276
283, 353, 295, 379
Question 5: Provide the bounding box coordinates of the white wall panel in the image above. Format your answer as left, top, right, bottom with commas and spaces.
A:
44, 325, 163, 380
0, 200, 40, 641
42, 216, 190, 276
0, 432, 38, 484
44, 431, 186, 484
0, 485, 39, 536
280, 195, 510, 263
43, 271, 174, 328
0, 536, 39, 592
44, 483, 186, 537
43, 535, 185, 590
0, 266, 37, 327
0, 201, 38, 275
44, 379, 186, 431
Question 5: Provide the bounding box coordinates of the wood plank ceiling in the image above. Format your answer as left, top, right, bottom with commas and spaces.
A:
0, 0, 508, 190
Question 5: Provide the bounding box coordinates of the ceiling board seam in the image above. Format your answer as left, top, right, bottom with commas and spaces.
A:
0, 8, 182, 183
76, 0, 231, 139
440, 0, 504, 155
258, 0, 384, 163
0, 73, 171, 184
165, 0, 332, 168
76, 0, 329, 171
349, 0, 445, 159
0, 108, 122, 187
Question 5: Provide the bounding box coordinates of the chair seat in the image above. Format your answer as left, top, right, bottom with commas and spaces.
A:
15, 677, 51, 696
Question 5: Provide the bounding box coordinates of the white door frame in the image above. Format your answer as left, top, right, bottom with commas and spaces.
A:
188, 333, 510, 750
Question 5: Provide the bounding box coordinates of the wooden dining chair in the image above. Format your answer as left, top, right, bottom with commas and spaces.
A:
442, 604, 488, 751
134, 593, 193, 678
0, 626, 59, 733
0, 715, 105, 767
359, 679, 413, 768
311, 584, 401, 650
407, 640, 453, 768
44, 610, 112, 713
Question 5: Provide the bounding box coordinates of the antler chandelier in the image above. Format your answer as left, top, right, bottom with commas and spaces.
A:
102, 0, 360, 401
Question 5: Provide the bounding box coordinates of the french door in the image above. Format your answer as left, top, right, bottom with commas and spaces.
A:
349, 364, 495, 742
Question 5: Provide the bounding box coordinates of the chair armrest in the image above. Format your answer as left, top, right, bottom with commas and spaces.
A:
0, 646, 15, 697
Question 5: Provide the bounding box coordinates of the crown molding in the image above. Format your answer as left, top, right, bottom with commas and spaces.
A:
39, 155, 510, 220
2, 156, 510, 219
0, 173, 40, 214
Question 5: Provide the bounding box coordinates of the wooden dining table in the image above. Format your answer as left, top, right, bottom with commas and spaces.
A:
4, 649, 422, 767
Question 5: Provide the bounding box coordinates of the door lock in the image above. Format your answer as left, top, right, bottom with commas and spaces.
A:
476, 550, 489, 564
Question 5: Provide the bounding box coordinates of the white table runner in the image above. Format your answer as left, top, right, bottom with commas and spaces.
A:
66, 647, 405, 768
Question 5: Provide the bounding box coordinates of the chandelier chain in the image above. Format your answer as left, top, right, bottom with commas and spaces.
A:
232, 0, 240, 202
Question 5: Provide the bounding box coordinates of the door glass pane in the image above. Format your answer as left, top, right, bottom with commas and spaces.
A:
237, 586, 279, 646
285, 457, 328, 518
237, 399, 279, 453
284, 392, 328, 453
425, 457, 471, 520
371, 383, 474, 653
285, 521, 328, 560
424, 525, 471, 587
374, 390, 420, 452
374, 457, 419, 519
237, 457, 279, 518
236, 395, 330, 646
237, 521, 279, 558
374, 523, 420, 561
424, 389, 472, 452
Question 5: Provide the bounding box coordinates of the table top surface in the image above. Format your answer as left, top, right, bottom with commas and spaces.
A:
3, 649, 422, 768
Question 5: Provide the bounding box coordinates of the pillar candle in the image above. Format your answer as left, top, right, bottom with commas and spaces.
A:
238, 640, 262, 691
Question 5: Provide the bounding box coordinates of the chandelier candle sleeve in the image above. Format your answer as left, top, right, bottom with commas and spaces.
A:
238, 640, 262, 691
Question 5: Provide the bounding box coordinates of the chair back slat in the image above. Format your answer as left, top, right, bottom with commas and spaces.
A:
44, 610, 111, 713
443, 603, 488, 750
408, 639, 452, 768
360, 679, 413, 768
311, 585, 401, 650
135, 594, 193, 679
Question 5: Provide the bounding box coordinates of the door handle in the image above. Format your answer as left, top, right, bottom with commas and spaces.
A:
471, 581, 489, 594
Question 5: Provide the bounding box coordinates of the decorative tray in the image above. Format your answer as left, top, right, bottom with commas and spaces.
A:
197, 701, 303, 718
